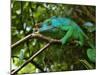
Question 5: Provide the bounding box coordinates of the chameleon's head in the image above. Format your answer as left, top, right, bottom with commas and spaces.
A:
38, 17, 55, 32
51, 16, 57, 19
38, 16, 58, 32
39, 22, 53, 32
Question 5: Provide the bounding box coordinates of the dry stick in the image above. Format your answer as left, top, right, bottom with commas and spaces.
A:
11, 33, 61, 48
11, 42, 52, 75
30, 61, 45, 72
12, 56, 44, 72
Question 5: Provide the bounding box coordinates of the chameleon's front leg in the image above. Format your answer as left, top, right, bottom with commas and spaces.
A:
60, 29, 73, 44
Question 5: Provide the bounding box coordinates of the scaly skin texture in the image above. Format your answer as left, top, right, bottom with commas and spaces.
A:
39, 16, 85, 45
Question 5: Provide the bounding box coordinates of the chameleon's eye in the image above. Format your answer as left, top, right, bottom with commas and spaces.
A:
48, 21, 51, 26
39, 25, 42, 28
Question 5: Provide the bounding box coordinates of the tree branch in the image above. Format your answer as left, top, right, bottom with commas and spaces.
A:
11, 32, 61, 74
11, 42, 52, 75
11, 33, 61, 48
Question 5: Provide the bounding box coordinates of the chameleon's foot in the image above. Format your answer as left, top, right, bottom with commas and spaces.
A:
60, 38, 66, 45
74, 40, 83, 46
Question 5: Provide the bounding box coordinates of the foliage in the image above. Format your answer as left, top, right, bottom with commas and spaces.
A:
11, 0, 96, 74
87, 48, 96, 63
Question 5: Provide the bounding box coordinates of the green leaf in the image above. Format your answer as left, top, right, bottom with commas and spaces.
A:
13, 57, 24, 67
19, 49, 25, 60
32, 39, 37, 46
23, 2, 29, 9
18, 63, 36, 74
87, 48, 96, 62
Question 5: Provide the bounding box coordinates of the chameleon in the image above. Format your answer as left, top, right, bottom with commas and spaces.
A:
36, 16, 89, 46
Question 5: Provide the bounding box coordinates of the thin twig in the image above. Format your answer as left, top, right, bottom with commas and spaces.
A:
11, 42, 52, 75
11, 33, 32, 48
12, 56, 44, 72
79, 59, 94, 69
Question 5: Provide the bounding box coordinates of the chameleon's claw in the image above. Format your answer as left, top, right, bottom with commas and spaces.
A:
60, 38, 66, 45
74, 40, 83, 46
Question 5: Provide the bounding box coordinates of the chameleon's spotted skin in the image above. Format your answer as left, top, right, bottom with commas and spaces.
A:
39, 16, 85, 45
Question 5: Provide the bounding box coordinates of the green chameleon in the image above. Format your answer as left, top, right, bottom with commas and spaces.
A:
38, 16, 92, 47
